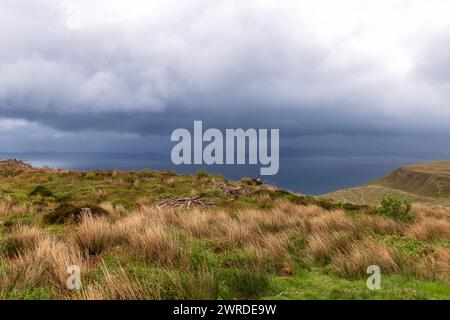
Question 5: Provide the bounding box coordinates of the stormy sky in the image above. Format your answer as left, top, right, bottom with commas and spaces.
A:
2, 0, 450, 154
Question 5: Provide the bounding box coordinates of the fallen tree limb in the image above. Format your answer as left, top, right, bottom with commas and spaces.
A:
153, 196, 218, 209
216, 182, 245, 199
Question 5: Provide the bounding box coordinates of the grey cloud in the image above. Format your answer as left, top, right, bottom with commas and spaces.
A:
1, 0, 450, 151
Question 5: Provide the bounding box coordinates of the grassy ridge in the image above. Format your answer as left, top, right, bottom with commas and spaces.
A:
0, 166, 358, 213
325, 161, 450, 206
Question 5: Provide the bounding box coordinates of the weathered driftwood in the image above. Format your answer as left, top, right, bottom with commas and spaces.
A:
216, 182, 245, 199
153, 196, 216, 210
153, 181, 251, 210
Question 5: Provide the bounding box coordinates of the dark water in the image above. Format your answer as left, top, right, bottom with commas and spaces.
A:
4, 152, 442, 195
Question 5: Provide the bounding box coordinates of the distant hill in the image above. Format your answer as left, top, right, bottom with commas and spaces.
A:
324, 161, 450, 205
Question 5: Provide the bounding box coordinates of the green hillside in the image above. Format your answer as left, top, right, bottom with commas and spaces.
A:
325, 161, 450, 205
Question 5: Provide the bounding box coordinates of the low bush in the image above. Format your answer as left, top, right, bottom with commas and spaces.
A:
29, 185, 53, 197
43, 203, 81, 224
43, 203, 109, 224
377, 196, 413, 222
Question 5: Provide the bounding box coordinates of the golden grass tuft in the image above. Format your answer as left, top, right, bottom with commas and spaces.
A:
0, 196, 30, 216
332, 240, 399, 279
412, 204, 450, 222
246, 232, 290, 262
5, 237, 86, 292
175, 209, 219, 238
99, 202, 126, 221
356, 214, 401, 235
406, 218, 450, 241
82, 263, 149, 300
107, 212, 181, 264
309, 210, 355, 233
129, 223, 181, 264
410, 248, 450, 283
10, 225, 46, 252
308, 231, 352, 262
73, 214, 114, 255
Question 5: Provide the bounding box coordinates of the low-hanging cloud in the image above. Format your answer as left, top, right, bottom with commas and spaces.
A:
1, 0, 450, 149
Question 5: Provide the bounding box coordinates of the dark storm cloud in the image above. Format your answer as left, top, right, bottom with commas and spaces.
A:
2, 0, 450, 152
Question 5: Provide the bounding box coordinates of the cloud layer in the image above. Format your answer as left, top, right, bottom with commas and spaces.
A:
1, 0, 450, 152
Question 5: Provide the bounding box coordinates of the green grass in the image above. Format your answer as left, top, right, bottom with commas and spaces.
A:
0, 167, 373, 221
1, 287, 57, 300
266, 267, 450, 300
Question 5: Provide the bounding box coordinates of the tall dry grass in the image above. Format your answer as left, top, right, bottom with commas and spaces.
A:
332, 240, 400, 278
107, 211, 182, 265
9, 225, 45, 253
406, 218, 450, 241
356, 214, 401, 234
309, 210, 356, 233
0, 196, 30, 216
308, 231, 352, 262
412, 204, 450, 222
2, 237, 86, 293
410, 247, 450, 284
73, 214, 114, 255
81, 262, 150, 300
0, 199, 449, 299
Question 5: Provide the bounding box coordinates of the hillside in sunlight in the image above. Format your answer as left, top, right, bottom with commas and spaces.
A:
325, 161, 450, 206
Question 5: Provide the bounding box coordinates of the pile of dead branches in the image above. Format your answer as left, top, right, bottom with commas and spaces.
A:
216, 182, 245, 199
153, 196, 216, 210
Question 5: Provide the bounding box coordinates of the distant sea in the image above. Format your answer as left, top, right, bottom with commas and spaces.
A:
0, 152, 446, 195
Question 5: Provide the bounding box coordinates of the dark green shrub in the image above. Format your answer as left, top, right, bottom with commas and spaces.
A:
29, 185, 53, 197
377, 196, 413, 222
43, 203, 109, 224
43, 203, 81, 224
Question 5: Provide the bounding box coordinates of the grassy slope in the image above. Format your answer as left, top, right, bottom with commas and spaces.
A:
268, 268, 450, 300
0, 167, 344, 213
0, 165, 448, 300
324, 161, 450, 206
